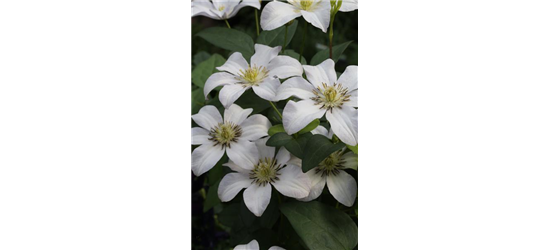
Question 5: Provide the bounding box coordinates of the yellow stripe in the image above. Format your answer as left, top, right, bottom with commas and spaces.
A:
358, 147, 549, 167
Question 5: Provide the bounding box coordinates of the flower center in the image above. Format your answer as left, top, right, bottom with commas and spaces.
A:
208, 122, 242, 148
316, 151, 345, 177
250, 157, 281, 186
218, 5, 225, 11
236, 65, 269, 87
300, 0, 314, 10
311, 83, 351, 111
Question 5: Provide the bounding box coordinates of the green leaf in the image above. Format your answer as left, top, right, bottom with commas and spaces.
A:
191, 54, 226, 88
191, 88, 205, 114
302, 134, 346, 172
266, 132, 293, 147
196, 27, 254, 58
267, 107, 283, 124
259, 194, 280, 229
234, 90, 271, 114
298, 119, 320, 134
202, 181, 221, 212
268, 124, 285, 136
282, 49, 307, 64
347, 144, 358, 154
280, 201, 358, 250
283, 132, 312, 159
257, 20, 298, 47
310, 41, 353, 66
193, 51, 211, 66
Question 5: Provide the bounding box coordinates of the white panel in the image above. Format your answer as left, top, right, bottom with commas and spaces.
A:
358, 0, 549, 9
358, 66, 549, 115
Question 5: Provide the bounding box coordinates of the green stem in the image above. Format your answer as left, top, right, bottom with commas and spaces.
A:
282, 25, 288, 53
224, 19, 231, 29
255, 9, 260, 37
269, 101, 283, 120
298, 21, 308, 62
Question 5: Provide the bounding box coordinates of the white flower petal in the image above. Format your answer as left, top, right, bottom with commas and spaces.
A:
300, 5, 330, 33
310, 125, 330, 138
275, 147, 291, 166
282, 100, 326, 135
326, 105, 358, 146
303, 59, 337, 87
254, 137, 276, 159
191, 0, 217, 19
191, 142, 225, 176
235, 239, 260, 250
327, 170, 357, 207
251, 44, 281, 68
339, 0, 358, 12
240, 0, 261, 9
204, 72, 239, 98
217, 52, 249, 76
286, 155, 302, 168
338, 65, 358, 90
269, 247, 286, 250
261, 1, 302, 31
267, 55, 303, 79
192, 105, 223, 131
298, 168, 326, 202
243, 183, 272, 217
347, 89, 358, 107
275, 77, 315, 101
191, 127, 210, 145
219, 84, 249, 108
218, 172, 252, 202
272, 165, 310, 199
240, 114, 271, 141
252, 77, 280, 102
341, 151, 358, 170
223, 160, 249, 174
224, 104, 252, 125
226, 140, 259, 170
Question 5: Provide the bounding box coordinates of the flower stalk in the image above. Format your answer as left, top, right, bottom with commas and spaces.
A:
299, 21, 308, 62
224, 19, 231, 29
329, 0, 343, 58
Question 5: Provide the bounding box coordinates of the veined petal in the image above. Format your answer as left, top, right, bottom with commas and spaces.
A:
326, 105, 358, 146
254, 137, 276, 160
191, 0, 218, 19
204, 72, 239, 98
341, 151, 358, 170
240, 114, 271, 141
223, 160, 250, 174
327, 170, 357, 207
234, 240, 260, 250
219, 84, 249, 108
252, 77, 280, 102
230, 0, 261, 19
339, 0, 358, 12
191, 127, 210, 145
217, 52, 249, 76
192, 105, 223, 131
300, 5, 330, 33
267, 55, 303, 79
338, 65, 358, 91
251, 44, 281, 68
275, 77, 315, 101
218, 172, 252, 202
298, 168, 326, 202
261, 1, 302, 31
282, 100, 325, 135
191, 142, 225, 176
303, 59, 337, 88
224, 104, 253, 125
271, 165, 310, 199
243, 183, 272, 217
226, 140, 259, 170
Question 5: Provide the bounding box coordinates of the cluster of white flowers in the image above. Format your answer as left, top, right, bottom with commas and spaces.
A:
192, 1, 358, 247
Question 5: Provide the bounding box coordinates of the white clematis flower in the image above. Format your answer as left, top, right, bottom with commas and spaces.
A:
204, 44, 303, 108
218, 138, 311, 217
261, 0, 331, 32
191, 104, 271, 176
298, 149, 357, 206
276, 58, 358, 146
235, 239, 285, 250
192, 0, 261, 20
